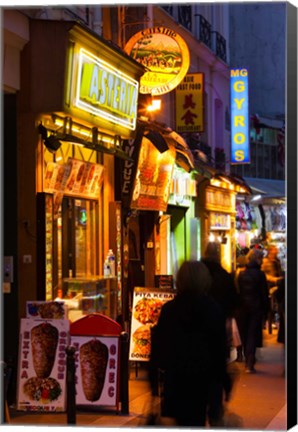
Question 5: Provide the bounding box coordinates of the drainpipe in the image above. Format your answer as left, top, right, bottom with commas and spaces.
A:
92, 6, 103, 36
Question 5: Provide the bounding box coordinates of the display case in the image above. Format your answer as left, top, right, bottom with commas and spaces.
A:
61, 277, 118, 322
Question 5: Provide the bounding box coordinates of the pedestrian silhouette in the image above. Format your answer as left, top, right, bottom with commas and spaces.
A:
237, 248, 269, 373
149, 260, 227, 427
261, 245, 284, 332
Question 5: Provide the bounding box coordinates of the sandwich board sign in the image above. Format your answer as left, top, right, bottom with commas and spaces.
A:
129, 287, 175, 362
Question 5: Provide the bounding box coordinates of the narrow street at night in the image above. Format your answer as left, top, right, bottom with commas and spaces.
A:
2, 3, 297, 430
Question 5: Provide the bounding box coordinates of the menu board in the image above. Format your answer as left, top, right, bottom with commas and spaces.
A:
154, 275, 174, 290
129, 287, 175, 362
17, 318, 69, 412
71, 335, 120, 407
130, 137, 176, 212
44, 158, 104, 208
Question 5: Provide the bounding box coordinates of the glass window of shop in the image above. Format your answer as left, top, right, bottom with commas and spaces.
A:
42, 142, 102, 299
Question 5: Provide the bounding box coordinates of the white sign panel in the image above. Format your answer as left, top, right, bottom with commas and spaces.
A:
17, 318, 69, 412
71, 335, 120, 407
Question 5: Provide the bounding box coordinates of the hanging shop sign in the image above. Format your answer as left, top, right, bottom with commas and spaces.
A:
129, 287, 176, 361
124, 27, 190, 95
230, 68, 250, 164
75, 48, 139, 130
17, 318, 69, 412
130, 136, 176, 212
206, 186, 235, 212
175, 73, 204, 133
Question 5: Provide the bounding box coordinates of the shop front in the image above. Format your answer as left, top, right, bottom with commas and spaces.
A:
238, 177, 286, 269
115, 120, 196, 322
196, 172, 250, 273
18, 19, 145, 322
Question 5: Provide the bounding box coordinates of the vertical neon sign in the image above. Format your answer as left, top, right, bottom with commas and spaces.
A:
230, 68, 250, 164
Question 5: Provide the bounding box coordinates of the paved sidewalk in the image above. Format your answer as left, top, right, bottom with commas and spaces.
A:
7, 328, 286, 429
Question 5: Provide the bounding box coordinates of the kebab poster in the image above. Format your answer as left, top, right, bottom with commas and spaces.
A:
17, 317, 70, 412
129, 287, 176, 361
70, 335, 120, 408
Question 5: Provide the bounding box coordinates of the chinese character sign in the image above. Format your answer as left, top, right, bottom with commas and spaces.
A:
175, 73, 204, 133
230, 68, 250, 164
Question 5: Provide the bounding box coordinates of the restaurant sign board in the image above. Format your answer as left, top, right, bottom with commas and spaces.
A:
71, 335, 120, 408
17, 318, 69, 412
230, 68, 250, 164
130, 136, 176, 212
72, 48, 139, 131
124, 27, 190, 95
175, 73, 204, 133
129, 287, 176, 362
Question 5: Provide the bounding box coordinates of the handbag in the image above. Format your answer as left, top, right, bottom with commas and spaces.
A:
226, 317, 242, 348
231, 318, 242, 347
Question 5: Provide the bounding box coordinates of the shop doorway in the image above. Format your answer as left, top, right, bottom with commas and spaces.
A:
167, 205, 187, 275
37, 193, 99, 300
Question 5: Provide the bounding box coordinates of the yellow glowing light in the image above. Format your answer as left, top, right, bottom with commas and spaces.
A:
209, 233, 215, 242
147, 99, 162, 112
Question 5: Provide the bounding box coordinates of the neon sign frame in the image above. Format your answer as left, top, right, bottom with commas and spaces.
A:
230, 68, 250, 164
75, 48, 139, 131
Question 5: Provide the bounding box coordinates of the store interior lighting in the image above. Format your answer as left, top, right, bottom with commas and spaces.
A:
251, 194, 262, 202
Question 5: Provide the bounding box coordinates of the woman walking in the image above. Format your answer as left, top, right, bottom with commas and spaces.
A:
149, 260, 227, 427
237, 249, 269, 373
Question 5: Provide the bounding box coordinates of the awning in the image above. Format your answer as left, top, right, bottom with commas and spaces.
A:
244, 177, 286, 198
138, 119, 195, 172
165, 131, 194, 172
251, 114, 284, 130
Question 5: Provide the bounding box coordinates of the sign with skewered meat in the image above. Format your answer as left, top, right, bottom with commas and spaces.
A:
129, 287, 176, 361
17, 319, 69, 411
71, 336, 120, 407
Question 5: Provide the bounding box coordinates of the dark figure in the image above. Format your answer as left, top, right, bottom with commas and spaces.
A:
149, 261, 227, 427
237, 249, 269, 373
275, 277, 285, 345
202, 242, 241, 404
234, 254, 249, 362
202, 242, 240, 321
261, 245, 283, 333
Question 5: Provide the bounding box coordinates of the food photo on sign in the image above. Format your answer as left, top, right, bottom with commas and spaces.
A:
16, 318, 70, 412
70, 335, 120, 408
129, 287, 176, 361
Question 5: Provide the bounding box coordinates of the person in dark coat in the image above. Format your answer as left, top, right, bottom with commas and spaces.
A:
149, 260, 227, 427
201, 242, 242, 404
237, 248, 269, 373
202, 242, 240, 322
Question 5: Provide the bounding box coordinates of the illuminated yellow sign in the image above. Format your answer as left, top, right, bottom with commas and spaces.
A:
76, 48, 139, 130
176, 73, 204, 133
124, 27, 190, 95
